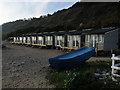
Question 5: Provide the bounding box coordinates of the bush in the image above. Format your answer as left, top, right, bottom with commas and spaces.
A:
47, 61, 120, 89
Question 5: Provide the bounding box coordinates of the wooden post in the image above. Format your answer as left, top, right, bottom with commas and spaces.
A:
95, 48, 98, 57
95, 43, 98, 57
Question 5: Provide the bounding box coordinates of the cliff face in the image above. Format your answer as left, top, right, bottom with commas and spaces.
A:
2, 2, 120, 35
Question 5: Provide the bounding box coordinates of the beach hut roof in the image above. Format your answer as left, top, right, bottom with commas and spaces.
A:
85, 27, 116, 34
37, 33, 43, 36
27, 33, 37, 36
68, 29, 93, 35
68, 30, 83, 35
55, 31, 69, 35
42, 31, 56, 36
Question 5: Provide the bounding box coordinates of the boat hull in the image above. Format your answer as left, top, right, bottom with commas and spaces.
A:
49, 47, 95, 69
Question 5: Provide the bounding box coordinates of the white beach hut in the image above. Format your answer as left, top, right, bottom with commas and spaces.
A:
85, 27, 120, 51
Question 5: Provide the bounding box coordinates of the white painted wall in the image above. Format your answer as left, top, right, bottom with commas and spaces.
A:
55, 36, 64, 46
27, 37, 31, 44
38, 36, 43, 45
23, 37, 26, 43
20, 37, 22, 43
31, 36, 37, 44
68, 35, 81, 48
45, 36, 53, 45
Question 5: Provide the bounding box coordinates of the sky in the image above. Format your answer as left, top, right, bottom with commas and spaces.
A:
0, 0, 79, 25
1, 0, 119, 25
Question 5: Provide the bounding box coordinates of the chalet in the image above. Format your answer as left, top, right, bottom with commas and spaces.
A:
84, 27, 120, 51
22, 34, 27, 45
19, 36, 23, 44
35, 33, 46, 47
31, 33, 37, 45
9, 27, 120, 53
55, 31, 67, 49
25, 34, 32, 46
67, 30, 81, 49
44, 32, 55, 48
9, 37, 14, 44
13, 37, 17, 44
11, 35, 21, 44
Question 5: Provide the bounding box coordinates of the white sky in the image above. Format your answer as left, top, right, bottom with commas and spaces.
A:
0, 0, 119, 25
0, 0, 79, 25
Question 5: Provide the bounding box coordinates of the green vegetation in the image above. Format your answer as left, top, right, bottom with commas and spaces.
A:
2, 2, 120, 40
47, 61, 120, 89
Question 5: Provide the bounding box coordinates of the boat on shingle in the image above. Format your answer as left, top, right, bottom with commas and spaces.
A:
48, 47, 95, 69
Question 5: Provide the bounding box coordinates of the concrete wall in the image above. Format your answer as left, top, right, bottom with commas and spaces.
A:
104, 29, 119, 51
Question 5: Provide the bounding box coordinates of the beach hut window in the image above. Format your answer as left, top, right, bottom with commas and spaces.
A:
90, 35, 99, 47
32, 36, 36, 44
91, 35, 98, 42
73, 35, 79, 47
98, 35, 104, 43
57, 36, 63, 46
20, 37, 22, 43
86, 35, 90, 42
27, 37, 30, 43
68, 35, 71, 41
15, 37, 17, 42
23, 37, 26, 43
20, 37, 22, 41
13, 37, 16, 42
16, 37, 18, 42
47, 36, 52, 45
38, 36, 43, 44
38, 37, 42, 40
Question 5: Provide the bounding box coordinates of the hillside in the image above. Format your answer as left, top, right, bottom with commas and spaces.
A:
2, 2, 120, 38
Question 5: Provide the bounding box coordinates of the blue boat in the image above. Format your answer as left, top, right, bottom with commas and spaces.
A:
48, 47, 95, 69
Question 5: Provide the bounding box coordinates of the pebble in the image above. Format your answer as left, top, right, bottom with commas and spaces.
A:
2, 43, 60, 88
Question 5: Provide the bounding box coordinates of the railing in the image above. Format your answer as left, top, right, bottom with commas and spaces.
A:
111, 54, 120, 81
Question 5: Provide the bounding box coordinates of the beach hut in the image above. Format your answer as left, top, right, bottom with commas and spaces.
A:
19, 36, 23, 44
13, 36, 19, 44
84, 27, 120, 51
67, 30, 82, 49
16, 37, 20, 44
25, 34, 32, 46
22, 34, 27, 45
44, 32, 55, 48
54, 31, 68, 49
31, 33, 37, 46
37, 33, 46, 47
9, 37, 14, 44
13, 37, 17, 44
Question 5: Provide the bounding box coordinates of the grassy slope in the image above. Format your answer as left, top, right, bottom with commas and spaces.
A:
2, 2, 120, 34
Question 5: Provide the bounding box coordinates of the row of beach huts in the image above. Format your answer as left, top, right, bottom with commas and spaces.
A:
9, 27, 120, 52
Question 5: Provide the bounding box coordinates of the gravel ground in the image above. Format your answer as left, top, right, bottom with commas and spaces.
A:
87, 56, 111, 62
2, 43, 112, 88
2, 43, 63, 88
